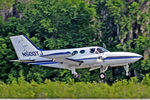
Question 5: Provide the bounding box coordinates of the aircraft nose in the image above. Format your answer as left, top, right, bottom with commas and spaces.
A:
132, 53, 142, 61
136, 53, 142, 59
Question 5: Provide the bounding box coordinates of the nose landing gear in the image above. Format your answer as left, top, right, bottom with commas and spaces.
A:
124, 64, 131, 77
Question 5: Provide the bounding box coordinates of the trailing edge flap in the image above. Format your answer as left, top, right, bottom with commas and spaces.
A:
40, 51, 73, 59
89, 67, 100, 71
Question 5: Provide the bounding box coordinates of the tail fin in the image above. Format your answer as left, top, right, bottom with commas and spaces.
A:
10, 35, 43, 60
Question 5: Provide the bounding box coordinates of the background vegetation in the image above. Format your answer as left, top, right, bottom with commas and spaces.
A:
0, 0, 150, 85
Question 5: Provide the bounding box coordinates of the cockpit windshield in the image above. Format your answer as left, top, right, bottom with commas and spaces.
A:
90, 47, 109, 54
96, 47, 109, 53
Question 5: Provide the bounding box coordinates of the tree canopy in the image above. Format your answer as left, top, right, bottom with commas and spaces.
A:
0, 0, 149, 83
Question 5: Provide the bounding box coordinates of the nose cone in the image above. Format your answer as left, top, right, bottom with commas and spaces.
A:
135, 53, 142, 60
129, 53, 142, 63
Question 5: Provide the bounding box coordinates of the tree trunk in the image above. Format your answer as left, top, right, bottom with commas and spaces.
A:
117, 24, 119, 41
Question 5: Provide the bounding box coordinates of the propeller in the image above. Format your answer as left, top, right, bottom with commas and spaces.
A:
97, 55, 107, 62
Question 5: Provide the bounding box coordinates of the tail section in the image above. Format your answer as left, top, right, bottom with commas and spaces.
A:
10, 35, 43, 60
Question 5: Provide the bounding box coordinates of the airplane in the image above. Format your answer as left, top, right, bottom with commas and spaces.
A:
10, 35, 142, 79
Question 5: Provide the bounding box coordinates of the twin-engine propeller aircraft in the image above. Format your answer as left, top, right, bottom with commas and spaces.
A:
10, 35, 142, 79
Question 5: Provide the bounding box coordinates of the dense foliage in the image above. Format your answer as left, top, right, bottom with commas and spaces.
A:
0, 0, 14, 9
0, 0, 149, 84
0, 76, 150, 98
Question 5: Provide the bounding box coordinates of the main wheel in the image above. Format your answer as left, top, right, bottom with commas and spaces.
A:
73, 73, 79, 79
100, 73, 105, 80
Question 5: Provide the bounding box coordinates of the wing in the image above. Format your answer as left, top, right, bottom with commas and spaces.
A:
40, 52, 83, 66
53, 58, 83, 66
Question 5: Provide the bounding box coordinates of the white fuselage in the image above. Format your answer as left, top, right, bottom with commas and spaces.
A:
27, 46, 142, 70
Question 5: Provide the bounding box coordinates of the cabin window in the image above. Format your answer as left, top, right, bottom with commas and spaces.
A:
90, 48, 95, 53
80, 50, 85, 54
96, 48, 104, 53
72, 51, 78, 55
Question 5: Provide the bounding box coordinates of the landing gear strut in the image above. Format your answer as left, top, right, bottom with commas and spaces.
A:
99, 66, 108, 79
70, 66, 79, 79
124, 64, 131, 76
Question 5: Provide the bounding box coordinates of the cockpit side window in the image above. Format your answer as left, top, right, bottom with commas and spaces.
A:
90, 48, 95, 53
96, 48, 104, 53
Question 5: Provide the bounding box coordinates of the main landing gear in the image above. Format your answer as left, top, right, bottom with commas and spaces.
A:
70, 66, 79, 79
99, 66, 108, 80
100, 73, 105, 79
70, 65, 131, 79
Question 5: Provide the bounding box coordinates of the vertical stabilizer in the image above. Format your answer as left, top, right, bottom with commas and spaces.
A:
10, 35, 42, 60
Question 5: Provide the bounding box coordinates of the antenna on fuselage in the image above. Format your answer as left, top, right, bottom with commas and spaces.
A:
102, 43, 107, 49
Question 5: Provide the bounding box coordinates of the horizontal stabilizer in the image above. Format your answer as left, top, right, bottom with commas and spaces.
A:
10, 60, 35, 62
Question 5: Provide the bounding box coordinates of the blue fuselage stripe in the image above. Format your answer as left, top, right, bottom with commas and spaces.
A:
34, 62, 58, 65
77, 56, 141, 61
77, 58, 97, 61
41, 52, 71, 57
104, 56, 141, 60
